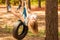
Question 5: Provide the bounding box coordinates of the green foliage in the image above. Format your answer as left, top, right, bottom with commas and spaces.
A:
10, 0, 19, 5
0, 0, 59, 6
2, 0, 5, 4
31, 0, 38, 2
0, 0, 2, 4
10, 0, 14, 5
41, 1, 45, 7
58, 0, 60, 4
41, 0, 45, 2
0, 0, 19, 5
31, 0, 45, 7
31, 0, 38, 6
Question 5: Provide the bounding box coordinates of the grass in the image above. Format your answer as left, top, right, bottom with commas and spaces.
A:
1, 24, 60, 37
27, 30, 45, 37
4, 25, 46, 37
4, 24, 13, 33
58, 32, 60, 36
28, 30, 60, 37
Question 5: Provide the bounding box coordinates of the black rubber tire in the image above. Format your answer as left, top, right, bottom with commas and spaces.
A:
13, 20, 28, 39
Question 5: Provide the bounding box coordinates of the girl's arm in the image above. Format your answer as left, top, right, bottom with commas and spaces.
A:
11, 9, 24, 22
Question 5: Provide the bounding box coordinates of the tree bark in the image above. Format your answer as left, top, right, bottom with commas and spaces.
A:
14, 0, 16, 5
28, 0, 31, 9
6, 0, 10, 6
45, 0, 58, 40
19, 0, 22, 4
38, 0, 41, 8
6, 0, 10, 12
2, 0, 5, 4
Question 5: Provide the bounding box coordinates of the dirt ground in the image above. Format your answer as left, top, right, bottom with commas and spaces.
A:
0, 6, 60, 40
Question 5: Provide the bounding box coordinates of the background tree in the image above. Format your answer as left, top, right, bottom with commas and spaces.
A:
58, 0, 60, 4
28, 0, 31, 9
6, 0, 10, 6
2, 0, 5, 4
38, 0, 41, 8
6, 0, 10, 12
45, 0, 58, 40
19, 0, 22, 4
14, 0, 16, 5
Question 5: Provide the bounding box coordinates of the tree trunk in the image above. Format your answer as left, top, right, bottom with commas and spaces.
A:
6, 0, 10, 12
45, 0, 58, 40
19, 0, 22, 4
2, 0, 5, 4
28, 0, 31, 9
38, 0, 41, 8
14, 0, 16, 5
19, 0, 22, 6
6, 0, 10, 6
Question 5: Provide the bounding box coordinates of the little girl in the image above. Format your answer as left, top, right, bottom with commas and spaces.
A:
21, 1, 38, 35
12, 0, 38, 35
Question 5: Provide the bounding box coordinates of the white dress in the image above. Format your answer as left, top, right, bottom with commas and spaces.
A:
27, 13, 37, 20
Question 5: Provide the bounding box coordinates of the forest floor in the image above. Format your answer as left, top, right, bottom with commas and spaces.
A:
0, 6, 60, 40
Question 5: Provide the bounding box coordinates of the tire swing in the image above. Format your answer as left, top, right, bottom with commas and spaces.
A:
13, 1, 28, 39
13, 20, 28, 39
